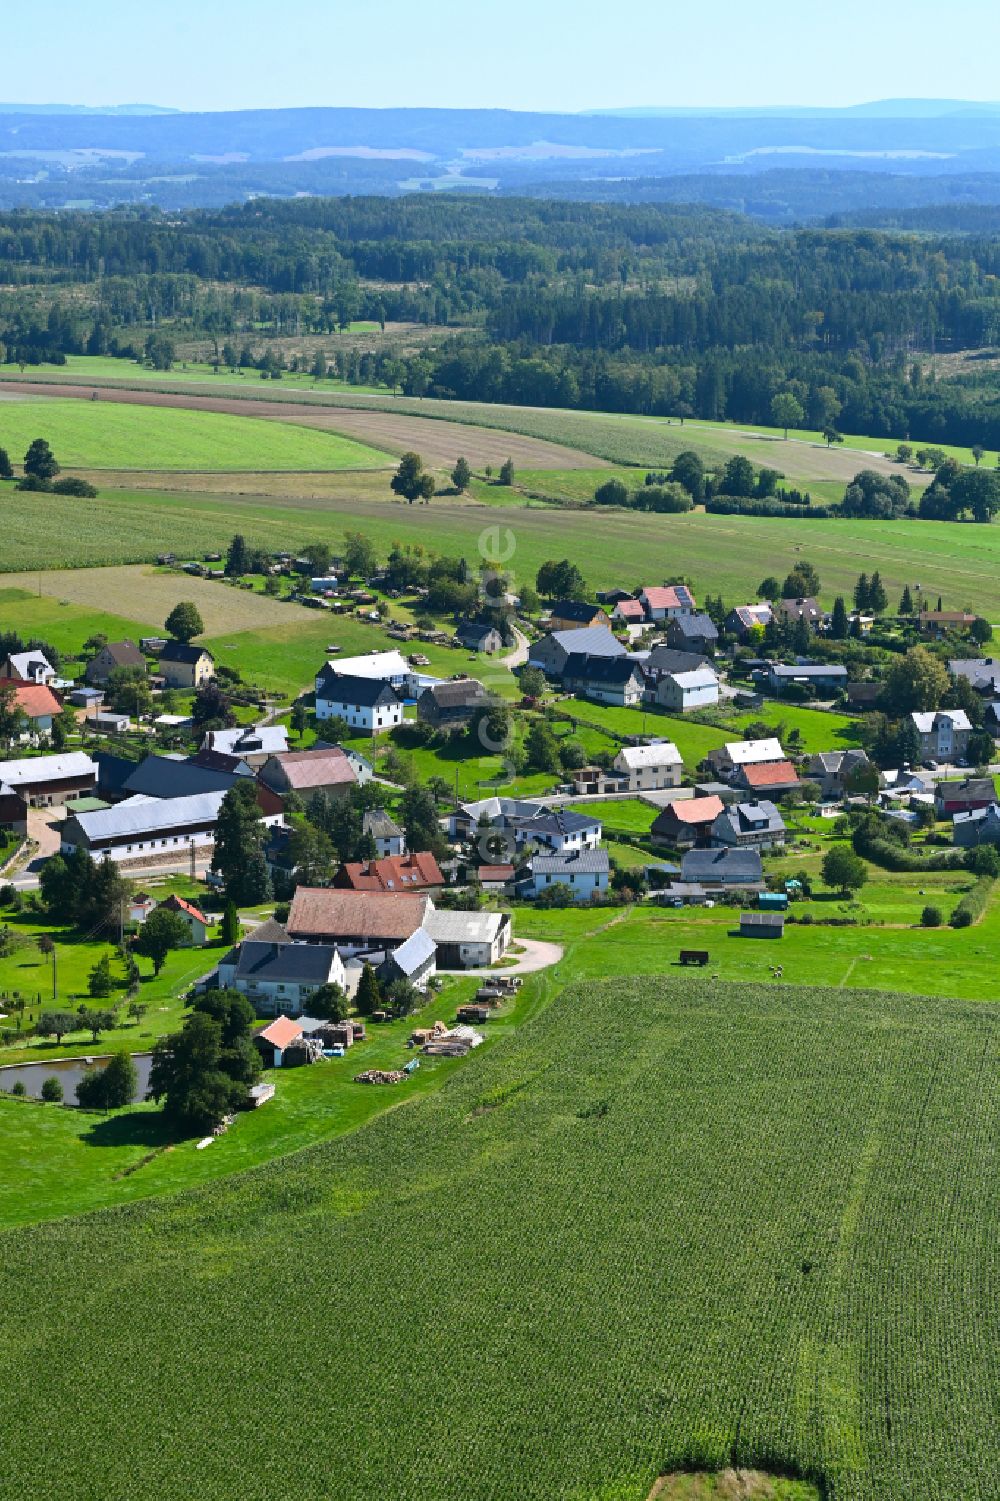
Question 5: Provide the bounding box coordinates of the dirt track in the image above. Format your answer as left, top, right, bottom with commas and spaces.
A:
0, 382, 606, 472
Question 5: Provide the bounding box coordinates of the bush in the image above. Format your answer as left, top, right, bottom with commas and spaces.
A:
949, 876, 994, 929
921, 905, 943, 928
52, 476, 98, 498
40, 1076, 64, 1103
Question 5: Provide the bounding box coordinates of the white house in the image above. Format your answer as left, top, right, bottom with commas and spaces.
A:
638, 584, 696, 621
655, 665, 720, 713
315, 649, 411, 693
911, 709, 972, 762
613, 741, 683, 791
315, 669, 405, 735
218, 930, 346, 1017
1, 650, 56, 684
708, 738, 787, 777
530, 848, 610, 901
201, 724, 289, 767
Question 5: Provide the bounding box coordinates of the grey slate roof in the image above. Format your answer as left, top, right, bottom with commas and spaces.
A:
363, 808, 404, 839
387, 927, 437, 977
123, 754, 241, 800
668, 612, 719, 640
532, 849, 610, 875
681, 847, 764, 884
69, 790, 227, 842
550, 600, 605, 624
548, 626, 625, 658
316, 669, 402, 708
562, 653, 644, 687
160, 640, 213, 664
234, 939, 340, 984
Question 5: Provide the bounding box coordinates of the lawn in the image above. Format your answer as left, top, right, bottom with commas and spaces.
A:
559, 702, 731, 768
0, 398, 392, 471
569, 798, 658, 834
2, 970, 999, 1500
27, 353, 386, 393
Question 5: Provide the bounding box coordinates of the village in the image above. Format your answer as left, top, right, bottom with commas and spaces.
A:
0, 537, 997, 1120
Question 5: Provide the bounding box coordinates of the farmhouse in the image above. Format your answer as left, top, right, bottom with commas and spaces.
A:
953, 803, 1000, 846
260, 746, 360, 800
0, 680, 62, 736
363, 807, 406, 857
638, 584, 696, 621
156, 893, 210, 944
529, 848, 609, 901
527, 625, 625, 679
85, 640, 146, 686
218, 934, 345, 1017
315, 649, 409, 692
935, 776, 995, 818
201, 724, 289, 768
562, 653, 645, 707
681, 846, 765, 892
315, 669, 404, 735
655, 665, 720, 713
2, 649, 56, 684
286, 887, 432, 953
910, 709, 971, 761
651, 795, 725, 847
333, 851, 445, 892
424, 908, 511, 968
664, 613, 719, 655
711, 799, 786, 849
455, 620, 503, 653
158, 641, 215, 689
708, 738, 787, 778
613, 740, 683, 790
60, 791, 229, 863
0, 751, 97, 807
547, 601, 611, 632
417, 677, 490, 729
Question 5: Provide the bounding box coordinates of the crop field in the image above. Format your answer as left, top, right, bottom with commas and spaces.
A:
2, 973, 998, 1500
0, 397, 392, 471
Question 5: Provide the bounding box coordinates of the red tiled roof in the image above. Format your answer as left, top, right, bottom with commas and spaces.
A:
613, 600, 645, 620
287, 887, 430, 941
337, 852, 444, 892
661, 795, 724, 824
259, 1016, 303, 1049
478, 864, 515, 880
740, 760, 799, 788
0, 679, 61, 719
160, 893, 208, 925
272, 748, 357, 790
641, 585, 694, 610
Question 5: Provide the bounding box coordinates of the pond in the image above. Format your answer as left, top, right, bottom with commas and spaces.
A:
0, 1052, 153, 1105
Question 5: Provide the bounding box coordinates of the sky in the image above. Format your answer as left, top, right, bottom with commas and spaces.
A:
3, 0, 1000, 114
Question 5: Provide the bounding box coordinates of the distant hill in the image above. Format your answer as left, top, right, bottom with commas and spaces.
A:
586, 98, 1000, 119
0, 102, 177, 115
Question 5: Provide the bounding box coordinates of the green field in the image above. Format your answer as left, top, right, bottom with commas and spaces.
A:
3, 970, 998, 1500
0, 398, 392, 471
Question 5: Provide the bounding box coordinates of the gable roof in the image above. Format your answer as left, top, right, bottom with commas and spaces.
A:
159, 893, 208, 925
563, 653, 643, 687
337, 852, 444, 892
203, 725, 289, 758
647, 645, 711, 675
249, 916, 290, 944
235, 939, 340, 984
69, 790, 228, 842
668, 612, 718, 639
363, 808, 403, 839
326, 649, 409, 681
681, 847, 764, 883
387, 927, 437, 977
612, 600, 646, 621
949, 657, 1000, 691
159, 640, 213, 664
123, 754, 240, 801
617, 741, 682, 770
640, 585, 696, 611
287, 887, 430, 941
548, 626, 626, 659
665, 667, 719, 691
5, 649, 55, 679
775, 596, 822, 621
267, 747, 357, 790
456, 620, 501, 646
652, 795, 724, 828
421, 678, 490, 710
315, 670, 402, 708
532, 849, 610, 875
728, 604, 773, 630
549, 600, 605, 623
739, 760, 799, 789
258, 1016, 304, 1049
716, 799, 785, 834
912, 709, 972, 733
99, 640, 146, 669
721, 738, 786, 766
0, 680, 61, 719
0, 751, 96, 788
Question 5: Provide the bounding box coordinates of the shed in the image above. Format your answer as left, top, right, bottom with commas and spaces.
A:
739, 911, 785, 939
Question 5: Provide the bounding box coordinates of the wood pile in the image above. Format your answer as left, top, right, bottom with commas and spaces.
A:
354, 1069, 406, 1085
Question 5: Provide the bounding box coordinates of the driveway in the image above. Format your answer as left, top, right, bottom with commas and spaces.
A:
502, 626, 530, 671
438, 936, 564, 978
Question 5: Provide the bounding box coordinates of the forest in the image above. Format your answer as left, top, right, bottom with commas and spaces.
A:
4, 197, 1000, 445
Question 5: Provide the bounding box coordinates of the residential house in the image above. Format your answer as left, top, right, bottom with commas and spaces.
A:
424, 908, 511, 968
0, 751, 97, 807
638, 584, 696, 621
156, 893, 210, 945
596, 588, 634, 607
655, 665, 720, 713
286, 887, 432, 955
953, 803, 1000, 847
315, 669, 404, 735
846, 681, 884, 712
711, 799, 786, 849
911, 709, 972, 762
664, 613, 719, 656
680, 847, 765, 892
562, 653, 645, 707
527, 625, 625, 679
934, 776, 995, 818
2, 650, 56, 684
948, 657, 1000, 695
611, 599, 647, 629
0, 679, 62, 738
774, 596, 823, 629
417, 677, 490, 729
651, 795, 725, 847
645, 644, 711, 680
128, 892, 156, 924
455, 620, 504, 653
732, 761, 800, 797
315, 649, 410, 693
377, 928, 437, 991
201, 724, 289, 768
613, 741, 683, 791
725, 603, 773, 640
806, 749, 877, 799
919, 610, 977, 637
158, 641, 215, 689
530, 848, 610, 901
85, 640, 146, 686
708, 738, 787, 778
363, 808, 406, 857
260, 746, 360, 800
474, 863, 516, 893
547, 601, 610, 632
333, 851, 445, 893
450, 797, 602, 855
218, 936, 345, 1019
765, 662, 848, 695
